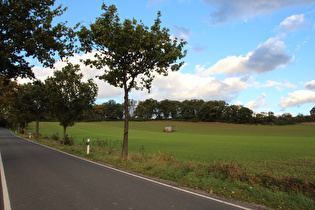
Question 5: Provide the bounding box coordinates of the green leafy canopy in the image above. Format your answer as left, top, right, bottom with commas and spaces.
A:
78, 4, 187, 93
45, 63, 98, 129
0, 0, 77, 79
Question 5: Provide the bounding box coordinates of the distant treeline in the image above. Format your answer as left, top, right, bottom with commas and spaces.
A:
85, 99, 315, 125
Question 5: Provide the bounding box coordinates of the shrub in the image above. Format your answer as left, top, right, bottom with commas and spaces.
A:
51, 133, 59, 141
64, 135, 74, 146
208, 162, 249, 182
157, 150, 173, 161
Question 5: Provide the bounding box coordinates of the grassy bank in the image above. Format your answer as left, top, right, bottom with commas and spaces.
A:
25, 121, 315, 209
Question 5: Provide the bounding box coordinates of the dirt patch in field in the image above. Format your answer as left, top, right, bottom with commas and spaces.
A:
154, 121, 241, 128
299, 122, 315, 126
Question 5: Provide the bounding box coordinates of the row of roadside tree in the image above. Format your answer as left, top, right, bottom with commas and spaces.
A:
0, 64, 97, 144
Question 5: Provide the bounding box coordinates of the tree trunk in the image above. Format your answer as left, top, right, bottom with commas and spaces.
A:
36, 119, 39, 137
63, 125, 66, 145
122, 88, 129, 159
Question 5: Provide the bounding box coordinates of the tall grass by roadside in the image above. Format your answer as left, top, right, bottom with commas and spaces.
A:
24, 121, 315, 209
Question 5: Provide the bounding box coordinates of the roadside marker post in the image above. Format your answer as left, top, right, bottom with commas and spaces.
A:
87, 139, 90, 154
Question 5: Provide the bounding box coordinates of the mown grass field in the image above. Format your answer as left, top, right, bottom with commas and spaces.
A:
27, 121, 315, 209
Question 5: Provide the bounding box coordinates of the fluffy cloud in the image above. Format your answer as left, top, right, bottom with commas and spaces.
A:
279, 90, 315, 108
195, 64, 206, 75
245, 93, 267, 109
276, 14, 307, 32
202, 37, 293, 76
305, 80, 315, 90
130, 71, 249, 102
24, 52, 250, 103
202, 0, 315, 24
19, 52, 124, 99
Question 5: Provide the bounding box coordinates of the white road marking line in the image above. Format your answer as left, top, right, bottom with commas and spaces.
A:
0, 152, 12, 210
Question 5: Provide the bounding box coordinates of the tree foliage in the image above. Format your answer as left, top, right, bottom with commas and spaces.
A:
0, 76, 20, 127
6, 84, 32, 132
198, 100, 227, 122
158, 99, 173, 119
103, 100, 124, 120
180, 99, 204, 120
78, 4, 187, 158
21, 80, 49, 136
45, 63, 98, 144
134, 98, 158, 120
0, 0, 76, 78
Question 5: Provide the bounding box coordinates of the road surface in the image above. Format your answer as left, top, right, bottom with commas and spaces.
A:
0, 128, 251, 210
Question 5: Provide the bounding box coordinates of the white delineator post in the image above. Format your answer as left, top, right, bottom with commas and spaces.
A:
87, 139, 90, 154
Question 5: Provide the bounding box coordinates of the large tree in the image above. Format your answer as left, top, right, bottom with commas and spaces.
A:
158, 99, 172, 119
45, 63, 98, 144
78, 4, 187, 158
0, 76, 20, 126
103, 100, 124, 120
6, 83, 34, 133
134, 98, 158, 120
180, 99, 204, 120
21, 80, 48, 136
198, 100, 228, 122
0, 0, 76, 79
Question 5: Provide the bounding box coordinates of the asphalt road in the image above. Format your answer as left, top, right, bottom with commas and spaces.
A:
0, 128, 251, 210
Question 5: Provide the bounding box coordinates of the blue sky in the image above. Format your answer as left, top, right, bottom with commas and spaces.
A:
27, 0, 315, 116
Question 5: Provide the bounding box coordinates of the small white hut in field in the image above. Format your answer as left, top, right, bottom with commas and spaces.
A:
164, 125, 176, 132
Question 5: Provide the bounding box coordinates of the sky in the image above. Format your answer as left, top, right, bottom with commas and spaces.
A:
22, 0, 315, 116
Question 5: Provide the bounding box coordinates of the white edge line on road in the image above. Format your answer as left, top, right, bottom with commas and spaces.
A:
16, 134, 252, 210
0, 152, 12, 210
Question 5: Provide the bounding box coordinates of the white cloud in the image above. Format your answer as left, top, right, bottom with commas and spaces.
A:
18, 52, 123, 100
60, 53, 124, 99
263, 80, 297, 89
195, 64, 206, 75
264, 80, 282, 87
17, 65, 54, 84
276, 14, 307, 32
233, 101, 243, 106
202, 0, 315, 24
130, 71, 249, 102
23, 52, 251, 103
283, 81, 297, 88
305, 80, 315, 90
279, 90, 315, 108
245, 93, 267, 109
202, 37, 293, 76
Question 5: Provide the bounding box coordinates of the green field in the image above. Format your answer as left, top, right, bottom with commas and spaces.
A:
28, 121, 315, 181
